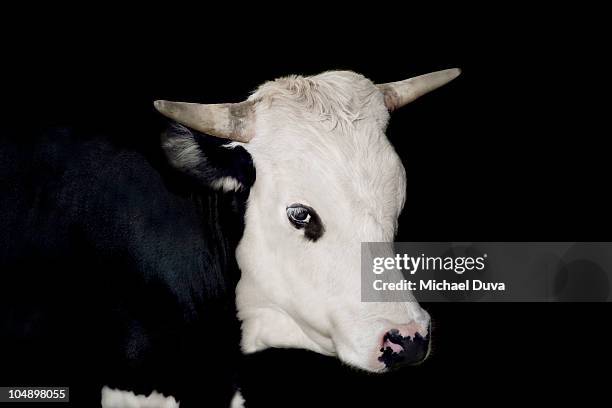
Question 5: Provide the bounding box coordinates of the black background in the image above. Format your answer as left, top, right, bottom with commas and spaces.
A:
2, 6, 610, 407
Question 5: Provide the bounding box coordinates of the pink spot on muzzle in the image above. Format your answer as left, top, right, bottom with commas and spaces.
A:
382, 338, 404, 354
396, 322, 429, 339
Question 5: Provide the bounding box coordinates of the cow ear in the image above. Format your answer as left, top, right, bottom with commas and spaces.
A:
161, 122, 255, 192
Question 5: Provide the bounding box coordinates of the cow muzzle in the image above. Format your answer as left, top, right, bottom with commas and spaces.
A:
378, 323, 431, 369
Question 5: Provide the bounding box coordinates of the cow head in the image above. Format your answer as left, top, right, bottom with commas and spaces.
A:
155, 69, 460, 372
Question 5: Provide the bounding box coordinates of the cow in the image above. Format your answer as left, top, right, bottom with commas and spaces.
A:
0, 68, 459, 407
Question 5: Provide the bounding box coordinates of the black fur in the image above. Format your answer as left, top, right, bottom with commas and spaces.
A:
0, 123, 254, 406
162, 122, 255, 190
303, 208, 325, 242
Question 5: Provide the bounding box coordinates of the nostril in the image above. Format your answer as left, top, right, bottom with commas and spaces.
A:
378, 328, 430, 369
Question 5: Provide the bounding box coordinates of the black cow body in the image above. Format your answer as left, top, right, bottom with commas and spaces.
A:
0, 125, 253, 406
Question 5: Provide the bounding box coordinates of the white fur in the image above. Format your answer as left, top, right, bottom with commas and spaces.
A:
101, 387, 246, 408
230, 391, 245, 408
211, 176, 244, 192
234, 71, 430, 372
101, 387, 179, 408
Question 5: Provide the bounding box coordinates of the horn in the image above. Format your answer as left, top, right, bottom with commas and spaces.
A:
377, 68, 461, 111
153, 100, 254, 143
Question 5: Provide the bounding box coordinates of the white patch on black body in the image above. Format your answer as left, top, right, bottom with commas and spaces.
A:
211, 176, 244, 192
101, 386, 180, 408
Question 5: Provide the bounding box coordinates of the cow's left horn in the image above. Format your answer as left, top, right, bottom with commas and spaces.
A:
377, 68, 461, 111
153, 100, 254, 142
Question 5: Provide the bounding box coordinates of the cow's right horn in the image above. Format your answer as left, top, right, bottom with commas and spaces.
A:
153, 100, 255, 143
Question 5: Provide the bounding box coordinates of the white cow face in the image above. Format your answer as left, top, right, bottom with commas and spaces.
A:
155, 68, 459, 372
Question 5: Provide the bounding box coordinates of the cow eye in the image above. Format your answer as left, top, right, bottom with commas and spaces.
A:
286, 203, 325, 241
286, 204, 311, 227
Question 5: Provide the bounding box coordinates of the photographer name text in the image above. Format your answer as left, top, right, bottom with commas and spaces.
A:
373, 279, 506, 291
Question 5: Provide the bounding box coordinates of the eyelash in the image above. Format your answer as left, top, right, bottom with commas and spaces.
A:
287, 205, 311, 227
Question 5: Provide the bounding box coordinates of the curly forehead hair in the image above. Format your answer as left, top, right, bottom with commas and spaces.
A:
249, 71, 386, 130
